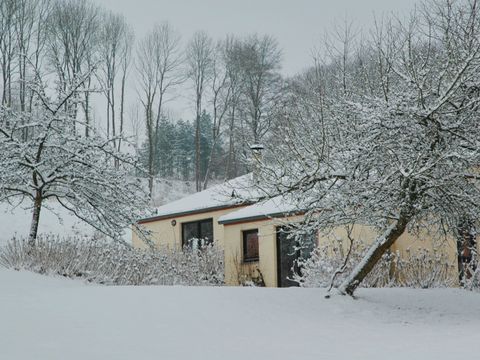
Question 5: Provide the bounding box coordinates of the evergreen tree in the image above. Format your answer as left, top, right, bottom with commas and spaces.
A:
139, 111, 225, 183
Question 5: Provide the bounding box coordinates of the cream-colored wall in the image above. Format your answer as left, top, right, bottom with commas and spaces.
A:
224, 220, 275, 286
317, 224, 458, 261
224, 216, 304, 287
317, 224, 460, 283
134, 207, 472, 288
225, 220, 464, 287
132, 207, 247, 251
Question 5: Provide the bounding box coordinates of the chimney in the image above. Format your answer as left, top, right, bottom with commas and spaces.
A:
250, 144, 264, 184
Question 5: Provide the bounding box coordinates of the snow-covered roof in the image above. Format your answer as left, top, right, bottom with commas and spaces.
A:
218, 195, 300, 225
139, 174, 256, 222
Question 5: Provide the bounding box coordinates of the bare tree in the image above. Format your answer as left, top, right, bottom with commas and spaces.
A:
0, 0, 18, 107
236, 34, 282, 144
118, 23, 134, 155
136, 22, 183, 197
46, 0, 99, 133
27, 0, 51, 114
223, 35, 243, 179
128, 103, 142, 159
202, 39, 232, 189
186, 31, 213, 192
13, 0, 35, 113
98, 11, 133, 154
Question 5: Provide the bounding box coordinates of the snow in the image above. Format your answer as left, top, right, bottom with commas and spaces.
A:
0, 178, 197, 246
148, 174, 299, 224
218, 195, 298, 224
147, 173, 255, 220
0, 201, 96, 246
150, 178, 196, 206
1, 268, 479, 360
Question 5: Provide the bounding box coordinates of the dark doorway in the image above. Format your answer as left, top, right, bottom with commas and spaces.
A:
457, 220, 477, 283
276, 227, 316, 287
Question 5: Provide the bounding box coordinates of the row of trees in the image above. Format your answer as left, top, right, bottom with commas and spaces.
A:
0, 0, 284, 197
137, 27, 283, 193
0, 0, 148, 244
0, 0, 132, 138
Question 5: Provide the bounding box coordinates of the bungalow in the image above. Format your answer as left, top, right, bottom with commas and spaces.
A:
133, 173, 475, 287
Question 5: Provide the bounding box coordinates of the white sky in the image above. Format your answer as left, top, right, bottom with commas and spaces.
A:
91, 0, 420, 126
94, 0, 419, 76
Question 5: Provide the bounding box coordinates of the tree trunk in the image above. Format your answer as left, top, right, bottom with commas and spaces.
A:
202, 130, 219, 190
202, 145, 214, 190
28, 192, 43, 247
195, 98, 201, 192
226, 107, 236, 179
338, 214, 410, 296
118, 66, 127, 156
84, 89, 90, 138
148, 138, 154, 198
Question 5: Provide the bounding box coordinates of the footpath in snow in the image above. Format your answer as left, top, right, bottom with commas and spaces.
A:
0, 268, 479, 360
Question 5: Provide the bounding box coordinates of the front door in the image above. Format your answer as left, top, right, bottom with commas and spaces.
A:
276, 227, 316, 287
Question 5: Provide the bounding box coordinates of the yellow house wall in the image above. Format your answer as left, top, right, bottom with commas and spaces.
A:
223, 216, 304, 287
132, 207, 247, 251
317, 224, 460, 284
134, 207, 474, 288
225, 220, 465, 287
317, 224, 458, 258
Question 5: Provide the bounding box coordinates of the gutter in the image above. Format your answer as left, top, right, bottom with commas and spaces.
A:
218, 210, 305, 226
137, 203, 249, 224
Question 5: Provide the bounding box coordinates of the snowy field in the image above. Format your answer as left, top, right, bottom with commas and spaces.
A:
0, 268, 479, 360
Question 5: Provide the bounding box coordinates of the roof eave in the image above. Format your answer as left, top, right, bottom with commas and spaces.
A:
137, 203, 250, 224
219, 210, 304, 226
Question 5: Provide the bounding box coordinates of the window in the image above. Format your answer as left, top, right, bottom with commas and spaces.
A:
243, 229, 259, 262
182, 218, 213, 248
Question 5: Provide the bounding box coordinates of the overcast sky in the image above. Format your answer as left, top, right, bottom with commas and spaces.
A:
94, 0, 419, 76
90, 0, 420, 125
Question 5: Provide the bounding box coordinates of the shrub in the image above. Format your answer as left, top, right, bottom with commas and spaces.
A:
0, 235, 224, 286
294, 241, 458, 289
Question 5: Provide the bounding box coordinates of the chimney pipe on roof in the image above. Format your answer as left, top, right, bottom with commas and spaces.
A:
250, 144, 264, 184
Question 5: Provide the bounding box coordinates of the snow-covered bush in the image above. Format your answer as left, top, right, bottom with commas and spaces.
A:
0, 236, 224, 286
461, 263, 480, 292
295, 241, 457, 289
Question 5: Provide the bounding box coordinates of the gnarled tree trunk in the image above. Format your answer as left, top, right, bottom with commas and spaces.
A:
28, 192, 43, 247
338, 214, 410, 296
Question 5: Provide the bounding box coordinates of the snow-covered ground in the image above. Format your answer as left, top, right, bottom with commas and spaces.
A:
0, 268, 479, 360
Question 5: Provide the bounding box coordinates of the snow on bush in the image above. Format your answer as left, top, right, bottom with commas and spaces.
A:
461, 262, 480, 291
0, 236, 224, 286
295, 241, 459, 289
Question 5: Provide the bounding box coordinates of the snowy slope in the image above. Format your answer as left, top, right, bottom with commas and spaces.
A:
0, 201, 96, 245
0, 268, 479, 360
0, 178, 196, 245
